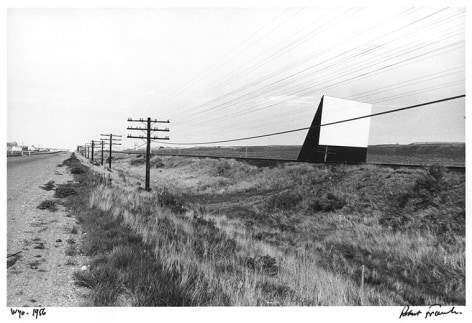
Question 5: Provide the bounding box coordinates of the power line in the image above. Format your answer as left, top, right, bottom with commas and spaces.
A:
153, 94, 464, 146
185, 37, 464, 131
156, 8, 304, 112
160, 8, 365, 118
176, 16, 464, 130
231, 80, 465, 136
178, 43, 463, 135
176, 8, 458, 124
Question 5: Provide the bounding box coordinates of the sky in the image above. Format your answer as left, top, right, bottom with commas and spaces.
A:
6, 6, 466, 150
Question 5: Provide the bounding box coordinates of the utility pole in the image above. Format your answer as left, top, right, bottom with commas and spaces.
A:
100, 140, 104, 166
316, 146, 336, 163
127, 117, 170, 192
88, 140, 102, 164
100, 134, 122, 169
91, 140, 95, 162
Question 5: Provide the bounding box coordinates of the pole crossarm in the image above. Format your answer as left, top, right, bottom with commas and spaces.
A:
100, 138, 122, 142
127, 118, 170, 124
127, 116, 170, 192
127, 135, 170, 140
127, 126, 170, 132
100, 134, 123, 137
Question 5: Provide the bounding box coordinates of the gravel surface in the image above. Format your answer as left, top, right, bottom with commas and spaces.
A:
7, 152, 88, 307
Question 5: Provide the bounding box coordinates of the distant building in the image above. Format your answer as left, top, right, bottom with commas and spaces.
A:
6, 142, 22, 152
27, 145, 38, 151
298, 96, 372, 163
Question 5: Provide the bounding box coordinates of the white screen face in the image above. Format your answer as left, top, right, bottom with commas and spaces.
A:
318, 96, 372, 148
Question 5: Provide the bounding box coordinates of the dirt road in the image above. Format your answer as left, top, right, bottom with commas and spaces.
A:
7, 152, 87, 307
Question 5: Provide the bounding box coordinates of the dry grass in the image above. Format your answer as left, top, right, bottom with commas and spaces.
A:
61, 153, 464, 306
121, 156, 464, 305
86, 183, 396, 305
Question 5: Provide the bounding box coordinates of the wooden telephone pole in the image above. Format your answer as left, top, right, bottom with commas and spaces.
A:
100, 140, 105, 166
127, 117, 170, 191
88, 140, 103, 164
100, 134, 122, 169
316, 146, 336, 163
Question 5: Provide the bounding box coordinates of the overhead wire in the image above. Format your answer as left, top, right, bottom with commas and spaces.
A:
233, 68, 465, 131
174, 8, 407, 121
176, 8, 359, 112
182, 38, 464, 131
175, 8, 453, 122
157, 8, 306, 112
161, 8, 294, 107
176, 9, 464, 130
200, 80, 465, 139
153, 95, 464, 146
127, 9, 464, 149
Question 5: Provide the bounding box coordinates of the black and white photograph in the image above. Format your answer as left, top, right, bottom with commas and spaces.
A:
2, 0, 470, 322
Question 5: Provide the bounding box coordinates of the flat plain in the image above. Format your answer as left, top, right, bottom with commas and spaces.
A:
151, 142, 465, 167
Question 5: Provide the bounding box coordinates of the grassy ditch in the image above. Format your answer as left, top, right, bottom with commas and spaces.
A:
118, 156, 465, 305
63, 153, 465, 306
88, 184, 384, 305
61, 153, 228, 305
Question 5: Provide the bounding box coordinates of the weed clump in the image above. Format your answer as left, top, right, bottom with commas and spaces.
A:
71, 167, 85, 175
74, 264, 121, 291
55, 185, 77, 198
151, 157, 164, 168
40, 181, 55, 191
7, 254, 21, 268
256, 280, 296, 302
62, 154, 81, 167
156, 190, 187, 214
37, 200, 57, 212
380, 164, 464, 241
246, 255, 278, 276
216, 160, 232, 176
130, 157, 164, 168
266, 191, 303, 211
130, 158, 145, 166
309, 191, 346, 212
192, 215, 237, 259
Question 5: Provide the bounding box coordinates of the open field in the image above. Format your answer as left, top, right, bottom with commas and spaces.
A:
146, 142, 465, 167
61, 151, 465, 306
